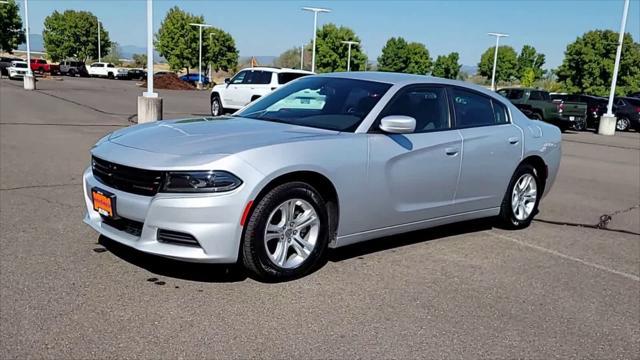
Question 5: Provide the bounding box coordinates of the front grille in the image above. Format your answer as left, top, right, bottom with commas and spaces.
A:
157, 229, 200, 247
92, 156, 163, 196
102, 216, 144, 237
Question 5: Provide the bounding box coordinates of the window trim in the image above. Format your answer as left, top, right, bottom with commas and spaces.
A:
447, 85, 512, 129
368, 83, 453, 134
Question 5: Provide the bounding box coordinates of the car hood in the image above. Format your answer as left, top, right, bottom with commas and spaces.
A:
107, 116, 339, 156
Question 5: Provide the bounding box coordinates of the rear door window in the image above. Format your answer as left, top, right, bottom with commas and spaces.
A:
278, 72, 310, 85
451, 88, 497, 128
529, 91, 544, 101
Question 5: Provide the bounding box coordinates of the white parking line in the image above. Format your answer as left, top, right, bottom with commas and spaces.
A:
488, 231, 640, 282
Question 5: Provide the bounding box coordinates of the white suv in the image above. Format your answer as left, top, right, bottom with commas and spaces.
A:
87, 62, 128, 79
210, 67, 313, 116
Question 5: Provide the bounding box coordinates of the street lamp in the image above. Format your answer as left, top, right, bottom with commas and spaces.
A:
189, 23, 213, 89
97, 18, 101, 62
599, 0, 630, 136
341, 40, 359, 72
21, 0, 35, 90
300, 44, 304, 70
137, 0, 162, 123
487, 32, 509, 91
302, 7, 331, 73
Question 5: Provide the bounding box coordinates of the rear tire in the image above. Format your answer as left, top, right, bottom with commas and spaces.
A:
498, 164, 541, 229
107, 72, 114, 79
241, 182, 329, 282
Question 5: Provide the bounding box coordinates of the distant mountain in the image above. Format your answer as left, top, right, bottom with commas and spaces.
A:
118, 45, 164, 62
17, 34, 45, 52
461, 65, 477, 75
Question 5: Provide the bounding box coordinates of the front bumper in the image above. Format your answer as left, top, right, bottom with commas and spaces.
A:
82, 167, 249, 263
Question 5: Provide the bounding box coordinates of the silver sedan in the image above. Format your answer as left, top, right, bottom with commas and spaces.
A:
83, 72, 561, 281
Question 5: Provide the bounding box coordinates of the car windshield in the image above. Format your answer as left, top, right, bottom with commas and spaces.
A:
234, 77, 392, 132
13, 63, 27, 68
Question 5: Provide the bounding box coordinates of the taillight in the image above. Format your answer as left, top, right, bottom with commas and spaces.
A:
557, 103, 564, 113
635, 106, 640, 113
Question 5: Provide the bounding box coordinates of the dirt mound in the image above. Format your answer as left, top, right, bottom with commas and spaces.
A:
142, 73, 194, 90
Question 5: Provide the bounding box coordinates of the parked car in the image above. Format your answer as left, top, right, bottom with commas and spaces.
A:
627, 91, 640, 99
1, 56, 22, 76
59, 60, 88, 77
126, 68, 146, 80
29, 58, 60, 75
179, 73, 210, 85
87, 62, 128, 79
83, 72, 561, 281
613, 97, 640, 131
549, 93, 588, 130
210, 67, 314, 116
7, 60, 29, 80
498, 88, 574, 132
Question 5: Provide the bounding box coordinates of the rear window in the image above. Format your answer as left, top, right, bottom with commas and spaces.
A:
499, 89, 524, 100
278, 72, 310, 85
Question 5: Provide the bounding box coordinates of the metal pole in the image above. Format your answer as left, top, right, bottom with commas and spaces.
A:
98, 20, 101, 62
490, 36, 499, 91
23, 0, 31, 75
311, 11, 317, 72
198, 26, 202, 86
144, 0, 156, 97
347, 43, 352, 72
300, 44, 304, 70
606, 0, 630, 116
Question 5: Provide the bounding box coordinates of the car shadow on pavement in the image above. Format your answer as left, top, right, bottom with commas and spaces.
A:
98, 235, 248, 283
328, 218, 494, 262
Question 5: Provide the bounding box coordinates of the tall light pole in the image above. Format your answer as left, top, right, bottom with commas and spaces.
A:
341, 40, 359, 72
302, 7, 330, 73
300, 44, 304, 70
487, 32, 509, 91
209, 33, 214, 81
138, 0, 162, 123
599, 0, 630, 136
22, 0, 35, 90
189, 23, 213, 89
97, 19, 101, 62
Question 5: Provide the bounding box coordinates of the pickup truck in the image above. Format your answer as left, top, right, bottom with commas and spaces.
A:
87, 62, 128, 79
549, 93, 589, 131
497, 88, 574, 132
29, 58, 60, 75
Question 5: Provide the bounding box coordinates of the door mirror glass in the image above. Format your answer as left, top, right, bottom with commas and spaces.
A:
379, 115, 416, 134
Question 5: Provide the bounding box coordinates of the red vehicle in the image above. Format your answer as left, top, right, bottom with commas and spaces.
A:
29, 59, 60, 75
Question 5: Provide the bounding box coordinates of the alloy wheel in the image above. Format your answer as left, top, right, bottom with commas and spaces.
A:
511, 173, 537, 221
211, 99, 220, 116
263, 198, 320, 269
616, 118, 629, 131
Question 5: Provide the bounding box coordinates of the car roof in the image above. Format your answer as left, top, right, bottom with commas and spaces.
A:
241, 66, 314, 74
314, 71, 503, 99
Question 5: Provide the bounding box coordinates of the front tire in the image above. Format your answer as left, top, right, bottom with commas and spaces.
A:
498, 164, 541, 229
242, 182, 329, 281
210, 95, 224, 116
616, 117, 630, 131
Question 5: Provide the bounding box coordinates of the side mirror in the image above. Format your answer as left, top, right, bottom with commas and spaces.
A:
224, 78, 230, 84
379, 115, 416, 134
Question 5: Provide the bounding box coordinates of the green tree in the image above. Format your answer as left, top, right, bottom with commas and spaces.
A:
378, 37, 432, 74
132, 53, 147, 68
520, 68, 536, 87
315, 23, 366, 72
274, 45, 312, 69
155, 7, 202, 72
432, 52, 462, 79
42, 10, 111, 62
477, 45, 518, 83
0, 0, 25, 53
517, 45, 545, 82
203, 27, 238, 73
557, 30, 640, 96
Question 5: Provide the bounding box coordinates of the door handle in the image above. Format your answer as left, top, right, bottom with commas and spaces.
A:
445, 147, 459, 156
508, 137, 520, 144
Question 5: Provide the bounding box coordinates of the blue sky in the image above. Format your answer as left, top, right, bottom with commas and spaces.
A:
18, 0, 640, 68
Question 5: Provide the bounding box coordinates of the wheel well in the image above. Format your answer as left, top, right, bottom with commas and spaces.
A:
250, 171, 339, 240
211, 92, 220, 102
520, 155, 548, 192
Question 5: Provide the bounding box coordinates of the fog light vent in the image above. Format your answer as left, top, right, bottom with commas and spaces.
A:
157, 229, 200, 247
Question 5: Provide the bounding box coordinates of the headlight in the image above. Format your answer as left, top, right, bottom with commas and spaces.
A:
162, 171, 242, 193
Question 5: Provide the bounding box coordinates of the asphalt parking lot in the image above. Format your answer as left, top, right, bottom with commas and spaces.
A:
1, 77, 639, 359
